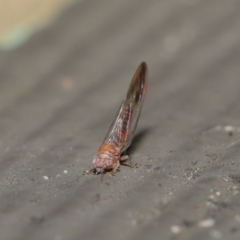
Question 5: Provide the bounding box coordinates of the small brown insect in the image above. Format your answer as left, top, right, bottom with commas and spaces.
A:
85, 62, 148, 178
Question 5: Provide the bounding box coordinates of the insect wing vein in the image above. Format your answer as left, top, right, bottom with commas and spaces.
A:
102, 62, 148, 152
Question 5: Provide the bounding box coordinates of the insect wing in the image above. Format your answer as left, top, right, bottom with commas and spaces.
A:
102, 62, 148, 152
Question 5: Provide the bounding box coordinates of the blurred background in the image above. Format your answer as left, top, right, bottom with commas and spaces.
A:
0, 0, 75, 50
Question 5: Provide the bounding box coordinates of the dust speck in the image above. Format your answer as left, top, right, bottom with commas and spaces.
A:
198, 218, 215, 228
170, 225, 182, 234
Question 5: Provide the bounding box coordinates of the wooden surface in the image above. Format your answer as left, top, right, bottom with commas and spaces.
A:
1, 0, 240, 239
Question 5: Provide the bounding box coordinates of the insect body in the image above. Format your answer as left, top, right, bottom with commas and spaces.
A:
86, 62, 148, 177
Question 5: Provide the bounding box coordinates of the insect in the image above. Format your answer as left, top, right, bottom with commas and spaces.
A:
85, 62, 148, 178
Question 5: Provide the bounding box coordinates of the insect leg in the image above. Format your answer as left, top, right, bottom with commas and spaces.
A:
110, 161, 120, 176
83, 164, 96, 175
120, 154, 137, 169
83, 169, 93, 175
